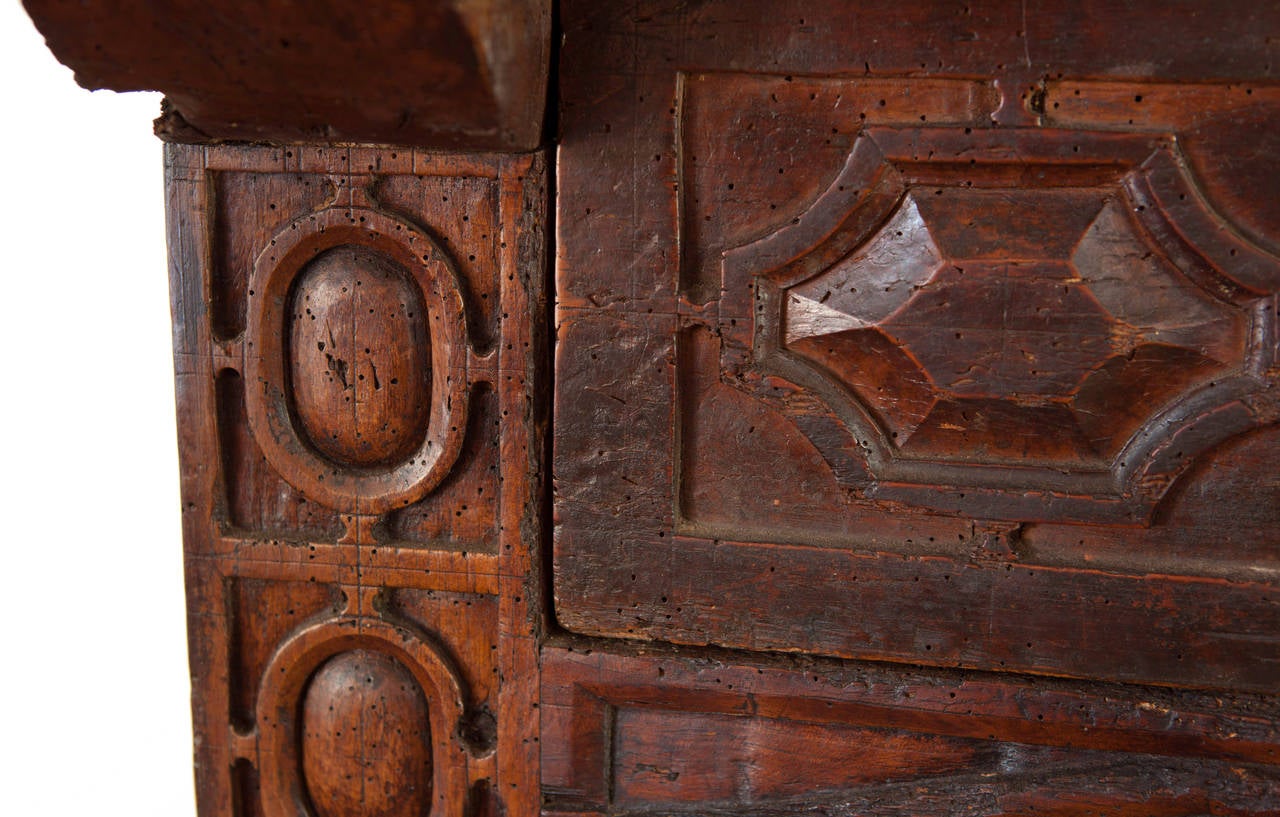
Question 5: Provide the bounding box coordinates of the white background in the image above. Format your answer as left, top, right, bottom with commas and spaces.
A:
2, 2, 196, 814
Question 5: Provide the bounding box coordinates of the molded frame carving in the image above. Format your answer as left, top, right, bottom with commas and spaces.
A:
730, 127, 1279, 523
553, 63, 1280, 692
245, 204, 471, 516
170, 143, 546, 817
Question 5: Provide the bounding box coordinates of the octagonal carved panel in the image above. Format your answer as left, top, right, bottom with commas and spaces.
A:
735, 128, 1279, 521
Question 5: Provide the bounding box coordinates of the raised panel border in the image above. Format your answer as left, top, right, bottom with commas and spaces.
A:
553, 65, 1280, 691
542, 643, 1280, 816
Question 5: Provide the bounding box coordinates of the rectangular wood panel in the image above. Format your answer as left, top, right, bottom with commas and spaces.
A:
122, 1, 1280, 812
168, 143, 546, 817
554, 0, 1280, 693
541, 644, 1280, 815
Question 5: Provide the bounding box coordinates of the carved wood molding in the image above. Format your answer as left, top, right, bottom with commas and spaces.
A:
554, 2, 1280, 693
168, 143, 547, 816
24, 1, 1280, 814
730, 122, 1278, 523
23, 0, 552, 150
542, 644, 1280, 816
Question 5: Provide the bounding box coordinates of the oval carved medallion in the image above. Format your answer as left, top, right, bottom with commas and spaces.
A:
301, 649, 433, 817
244, 207, 470, 514
288, 246, 431, 468
256, 618, 469, 817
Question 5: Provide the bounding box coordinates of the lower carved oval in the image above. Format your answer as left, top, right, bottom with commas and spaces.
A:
301, 649, 433, 817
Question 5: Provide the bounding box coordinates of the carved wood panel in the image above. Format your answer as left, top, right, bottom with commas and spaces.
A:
169, 144, 545, 817
551, 4, 1280, 804
78, 0, 1280, 812
541, 645, 1280, 816
554, 0, 1280, 694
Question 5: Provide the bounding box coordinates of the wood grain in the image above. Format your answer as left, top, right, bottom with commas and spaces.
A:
554, 0, 1280, 693
24, 0, 552, 150
542, 643, 1280, 815
32, 0, 1278, 813
301, 650, 434, 817
167, 143, 545, 816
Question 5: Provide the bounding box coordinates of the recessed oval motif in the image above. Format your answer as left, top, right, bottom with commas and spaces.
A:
287, 245, 431, 468
301, 649, 433, 817
243, 208, 471, 514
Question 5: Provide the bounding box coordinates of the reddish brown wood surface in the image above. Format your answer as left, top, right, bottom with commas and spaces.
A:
300, 650, 434, 817
24, 0, 1280, 814
548, 2, 1280, 811
286, 246, 431, 468
542, 643, 1280, 815
168, 143, 547, 817
554, 0, 1280, 693
23, 0, 551, 150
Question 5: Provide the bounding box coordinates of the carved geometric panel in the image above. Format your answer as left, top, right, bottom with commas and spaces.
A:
172, 143, 545, 817
745, 128, 1268, 520
256, 613, 471, 817
219, 582, 505, 817
205, 154, 507, 549
554, 43, 1280, 690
